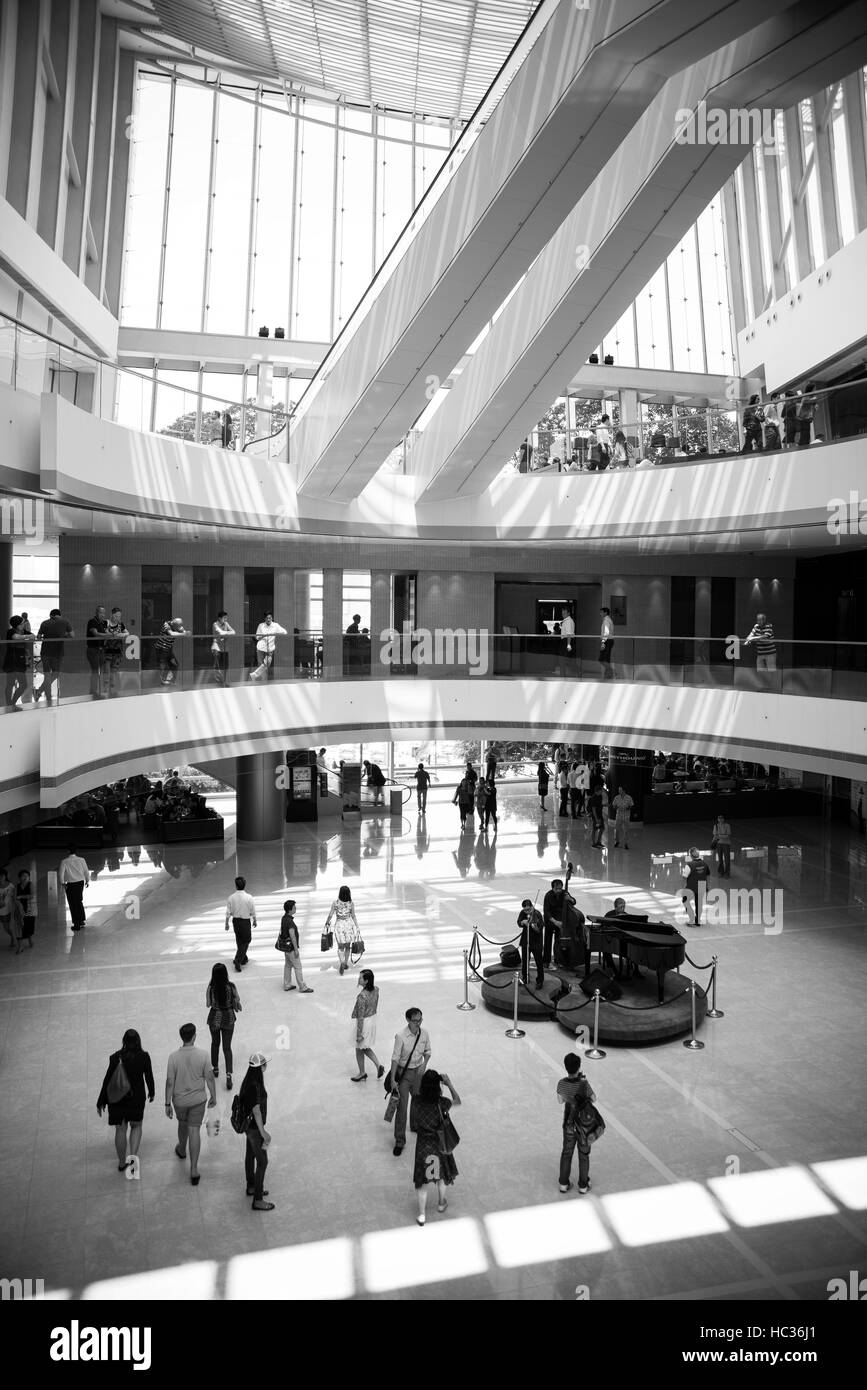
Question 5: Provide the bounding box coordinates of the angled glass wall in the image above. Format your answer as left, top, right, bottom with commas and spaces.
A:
121, 71, 457, 342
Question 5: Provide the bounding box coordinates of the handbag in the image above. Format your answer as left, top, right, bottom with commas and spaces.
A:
711, 836, 719, 850
275, 934, 289, 952
321, 929, 334, 952
350, 937, 365, 959
106, 1057, 131, 1105
436, 1103, 460, 1155
383, 1030, 422, 1106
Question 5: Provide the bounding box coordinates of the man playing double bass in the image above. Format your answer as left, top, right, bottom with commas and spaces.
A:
547, 867, 586, 971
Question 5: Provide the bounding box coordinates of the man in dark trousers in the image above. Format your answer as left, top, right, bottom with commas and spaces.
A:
557, 1054, 597, 1194
36, 608, 74, 705
224, 875, 258, 971
517, 898, 544, 989
542, 878, 568, 967
682, 848, 711, 926
60, 845, 90, 930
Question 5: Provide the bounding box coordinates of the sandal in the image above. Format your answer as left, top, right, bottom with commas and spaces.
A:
437, 1199, 448, 1214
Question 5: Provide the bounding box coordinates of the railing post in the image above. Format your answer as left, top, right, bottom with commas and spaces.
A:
706, 955, 724, 1018
456, 948, 476, 1011
505, 972, 525, 1039
584, 988, 606, 1059
683, 979, 705, 1050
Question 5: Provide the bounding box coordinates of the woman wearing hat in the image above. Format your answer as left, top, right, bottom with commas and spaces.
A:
239, 1053, 273, 1210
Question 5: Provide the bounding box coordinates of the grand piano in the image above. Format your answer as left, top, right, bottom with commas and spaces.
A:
585, 914, 687, 1003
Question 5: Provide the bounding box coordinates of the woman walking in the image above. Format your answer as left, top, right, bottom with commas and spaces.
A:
205, 962, 241, 1090
452, 775, 474, 829
96, 1028, 155, 1173
557, 761, 570, 817
537, 760, 551, 812
712, 814, 732, 877
325, 884, 360, 975
16, 868, 35, 949
350, 968, 384, 1082
410, 1069, 461, 1226
239, 1053, 273, 1211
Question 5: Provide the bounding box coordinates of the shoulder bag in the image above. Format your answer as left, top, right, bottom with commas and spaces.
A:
436, 1102, 460, 1155
383, 1030, 422, 1120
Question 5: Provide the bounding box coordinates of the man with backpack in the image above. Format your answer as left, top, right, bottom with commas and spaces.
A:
557, 1054, 601, 1194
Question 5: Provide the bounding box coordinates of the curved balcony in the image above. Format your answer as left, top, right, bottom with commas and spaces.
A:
17, 632, 865, 807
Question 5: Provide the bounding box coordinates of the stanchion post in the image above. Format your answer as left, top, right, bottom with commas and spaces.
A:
683, 979, 705, 1049
505, 971, 526, 1039
584, 989, 606, 1060
706, 955, 724, 1018
468, 928, 482, 981
456, 948, 476, 1011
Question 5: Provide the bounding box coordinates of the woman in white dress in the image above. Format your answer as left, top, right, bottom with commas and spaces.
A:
350, 969, 383, 1082
326, 884, 360, 975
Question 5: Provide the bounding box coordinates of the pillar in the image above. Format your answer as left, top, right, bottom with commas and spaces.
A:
618, 388, 639, 447
223, 565, 244, 676
256, 362, 274, 439
322, 567, 342, 679
273, 567, 294, 678
0, 541, 13, 631
235, 753, 284, 841
695, 576, 712, 668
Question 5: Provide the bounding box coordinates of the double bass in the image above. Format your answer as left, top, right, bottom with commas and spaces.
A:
555, 862, 587, 970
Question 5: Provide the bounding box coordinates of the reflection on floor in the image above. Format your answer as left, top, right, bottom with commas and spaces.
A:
1, 788, 865, 1301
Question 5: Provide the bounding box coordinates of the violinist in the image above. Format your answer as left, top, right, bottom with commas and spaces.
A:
517, 898, 544, 989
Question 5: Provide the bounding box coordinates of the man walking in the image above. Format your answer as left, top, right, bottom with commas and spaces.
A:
225, 875, 257, 972
165, 1022, 216, 1186
518, 897, 545, 989
682, 848, 711, 926
36, 608, 74, 705
60, 844, 90, 931
611, 786, 634, 848
414, 761, 431, 814
557, 1054, 597, 1195
744, 613, 777, 672
387, 1007, 430, 1157
278, 899, 314, 993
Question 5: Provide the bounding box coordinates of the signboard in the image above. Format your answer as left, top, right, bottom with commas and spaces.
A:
292, 766, 312, 800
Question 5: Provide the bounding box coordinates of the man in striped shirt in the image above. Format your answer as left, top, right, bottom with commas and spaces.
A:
744, 614, 777, 672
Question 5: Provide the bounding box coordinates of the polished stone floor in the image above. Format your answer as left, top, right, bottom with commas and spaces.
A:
1, 786, 865, 1301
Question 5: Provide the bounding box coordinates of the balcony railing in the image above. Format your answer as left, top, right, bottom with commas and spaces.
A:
3, 632, 865, 713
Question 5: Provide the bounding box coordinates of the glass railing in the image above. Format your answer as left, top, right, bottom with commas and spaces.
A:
289, 0, 560, 435
506, 380, 866, 475
0, 312, 289, 459
3, 632, 864, 713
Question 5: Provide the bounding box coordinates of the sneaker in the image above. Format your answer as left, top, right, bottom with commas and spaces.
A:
559, 1182, 573, 1193
226, 1074, 233, 1090
284, 985, 297, 991
252, 1201, 275, 1211
299, 986, 314, 993
393, 1145, 404, 1157
578, 1182, 591, 1195
212, 1067, 219, 1078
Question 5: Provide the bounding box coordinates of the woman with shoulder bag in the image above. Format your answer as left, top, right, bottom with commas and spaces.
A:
325, 884, 360, 975
206, 961, 241, 1090
239, 1053, 274, 1211
350, 968, 384, 1082
96, 1028, 155, 1173
409, 1069, 461, 1226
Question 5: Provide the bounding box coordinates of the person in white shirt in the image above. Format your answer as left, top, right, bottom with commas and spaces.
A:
253, 613, 287, 681
225, 875, 258, 972
596, 415, 612, 469
599, 607, 614, 680
211, 610, 235, 685
611, 788, 634, 848
60, 844, 90, 931
557, 606, 576, 674
387, 1007, 431, 1156
575, 760, 589, 816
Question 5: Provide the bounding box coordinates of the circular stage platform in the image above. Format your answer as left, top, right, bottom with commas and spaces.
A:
479, 967, 707, 1044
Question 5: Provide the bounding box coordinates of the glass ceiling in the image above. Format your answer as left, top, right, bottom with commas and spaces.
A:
148, 0, 538, 119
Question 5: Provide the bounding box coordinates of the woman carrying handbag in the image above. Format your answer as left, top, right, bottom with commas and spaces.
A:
350, 968, 384, 1082
409, 1070, 461, 1226
325, 884, 361, 975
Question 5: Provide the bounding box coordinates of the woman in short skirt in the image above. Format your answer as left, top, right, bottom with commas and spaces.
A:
410, 1069, 462, 1225
350, 968, 383, 1082
96, 1028, 155, 1173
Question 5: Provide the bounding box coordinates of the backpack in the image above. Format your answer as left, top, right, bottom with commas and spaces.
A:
106, 1057, 131, 1104
230, 1094, 252, 1134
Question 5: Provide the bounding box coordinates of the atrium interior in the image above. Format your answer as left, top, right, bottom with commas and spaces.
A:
0, 0, 865, 1310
